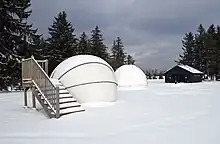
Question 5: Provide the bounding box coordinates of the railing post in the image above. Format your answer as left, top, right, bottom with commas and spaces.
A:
56, 86, 60, 118
31, 56, 34, 80
45, 59, 48, 75
21, 59, 24, 84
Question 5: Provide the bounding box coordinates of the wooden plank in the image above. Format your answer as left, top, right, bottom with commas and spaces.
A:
56, 86, 60, 118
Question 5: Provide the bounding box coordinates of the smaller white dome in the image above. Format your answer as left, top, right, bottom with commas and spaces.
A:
115, 65, 147, 90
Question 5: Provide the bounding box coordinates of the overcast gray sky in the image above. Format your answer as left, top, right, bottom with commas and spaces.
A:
29, 0, 220, 71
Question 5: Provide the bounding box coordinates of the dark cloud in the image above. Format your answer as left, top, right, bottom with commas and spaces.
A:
29, 0, 220, 70
130, 17, 198, 36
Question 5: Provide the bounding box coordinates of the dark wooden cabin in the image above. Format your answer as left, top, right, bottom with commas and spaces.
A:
164, 65, 203, 83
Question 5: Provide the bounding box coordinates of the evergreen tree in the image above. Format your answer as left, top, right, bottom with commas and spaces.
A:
90, 26, 109, 61
145, 69, 152, 79
177, 24, 220, 80
110, 37, 127, 70
194, 24, 206, 72
158, 71, 164, 79
177, 32, 195, 67
28, 35, 47, 60
0, 0, 38, 90
77, 32, 91, 54
46, 11, 78, 75
126, 54, 135, 64
204, 24, 216, 78
216, 26, 220, 77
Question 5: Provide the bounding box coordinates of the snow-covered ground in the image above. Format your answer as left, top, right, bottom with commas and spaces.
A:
0, 80, 220, 144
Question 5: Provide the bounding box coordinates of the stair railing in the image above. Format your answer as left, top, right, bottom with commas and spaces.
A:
22, 56, 60, 118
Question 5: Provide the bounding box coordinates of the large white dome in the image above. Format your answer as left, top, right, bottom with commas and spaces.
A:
115, 65, 147, 89
50, 55, 117, 103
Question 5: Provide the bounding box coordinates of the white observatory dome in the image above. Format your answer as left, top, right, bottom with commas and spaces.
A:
50, 55, 117, 103
115, 65, 147, 90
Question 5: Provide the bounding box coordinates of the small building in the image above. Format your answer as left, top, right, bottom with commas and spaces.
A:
115, 65, 147, 90
164, 64, 203, 83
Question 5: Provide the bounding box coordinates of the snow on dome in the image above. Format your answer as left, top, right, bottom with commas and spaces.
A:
50, 55, 117, 103
115, 65, 147, 90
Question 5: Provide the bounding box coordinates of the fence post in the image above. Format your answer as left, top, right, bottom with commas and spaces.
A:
56, 86, 60, 118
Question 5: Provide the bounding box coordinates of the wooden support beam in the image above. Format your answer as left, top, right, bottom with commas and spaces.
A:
32, 87, 36, 108
24, 87, 28, 107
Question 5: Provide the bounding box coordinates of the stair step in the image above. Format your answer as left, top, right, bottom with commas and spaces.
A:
44, 98, 77, 105
59, 93, 72, 98
60, 102, 81, 109
60, 107, 85, 116
58, 86, 66, 90
34, 85, 66, 91
39, 95, 73, 101
46, 96, 73, 101
60, 97, 76, 103
50, 78, 62, 86
38, 93, 72, 98
59, 89, 69, 94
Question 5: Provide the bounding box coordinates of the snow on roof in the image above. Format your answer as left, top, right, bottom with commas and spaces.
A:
177, 64, 203, 74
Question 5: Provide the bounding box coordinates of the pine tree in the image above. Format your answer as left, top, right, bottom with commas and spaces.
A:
216, 26, 220, 77
145, 69, 152, 79
177, 32, 195, 67
46, 11, 78, 75
77, 32, 91, 54
90, 26, 109, 61
0, 0, 38, 90
158, 71, 164, 79
204, 24, 216, 78
176, 24, 220, 80
194, 24, 206, 72
110, 37, 127, 70
126, 54, 135, 64
28, 35, 47, 60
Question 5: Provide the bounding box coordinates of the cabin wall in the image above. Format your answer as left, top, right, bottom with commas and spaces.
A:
165, 66, 202, 83
189, 74, 203, 82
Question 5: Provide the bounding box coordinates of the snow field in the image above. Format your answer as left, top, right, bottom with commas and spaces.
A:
0, 80, 220, 144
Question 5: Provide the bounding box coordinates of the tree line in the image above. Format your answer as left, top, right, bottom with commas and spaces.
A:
145, 69, 165, 79
177, 24, 220, 80
0, 0, 135, 90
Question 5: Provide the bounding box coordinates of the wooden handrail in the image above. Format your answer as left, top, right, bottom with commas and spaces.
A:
31, 56, 55, 87
22, 56, 60, 118
32, 80, 56, 112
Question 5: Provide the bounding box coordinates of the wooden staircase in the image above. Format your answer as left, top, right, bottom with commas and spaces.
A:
22, 56, 85, 118
49, 79, 85, 116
